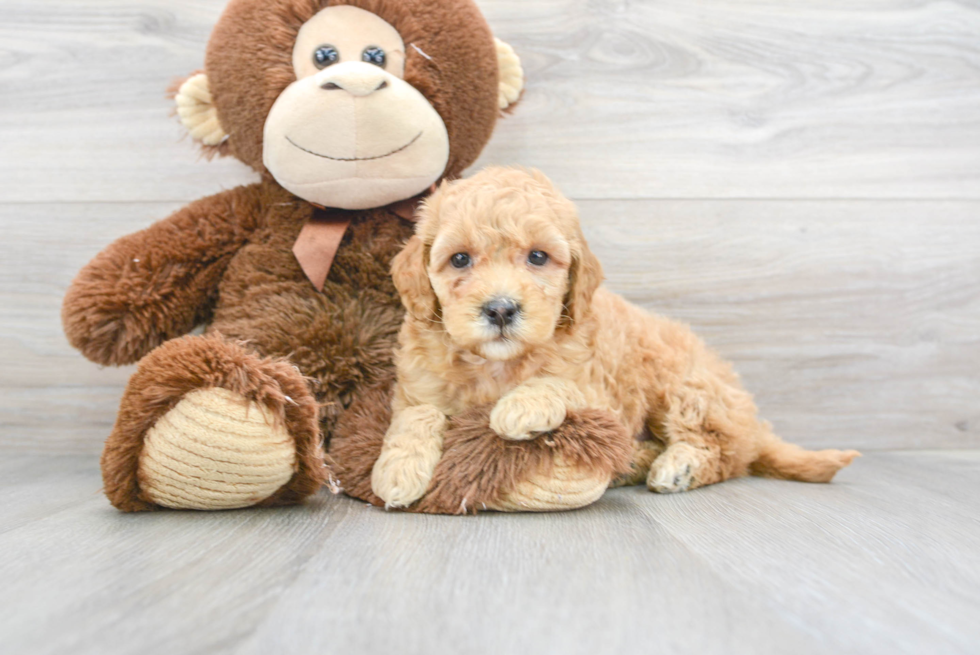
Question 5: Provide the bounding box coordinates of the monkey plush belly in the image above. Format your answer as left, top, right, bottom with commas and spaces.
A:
209, 208, 413, 430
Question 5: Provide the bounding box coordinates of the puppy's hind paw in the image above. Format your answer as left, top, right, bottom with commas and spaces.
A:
647, 444, 702, 494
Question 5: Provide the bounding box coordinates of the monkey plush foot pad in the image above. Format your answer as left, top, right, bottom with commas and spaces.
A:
100, 335, 325, 512
138, 388, 296, 510
490, 454, 609, 511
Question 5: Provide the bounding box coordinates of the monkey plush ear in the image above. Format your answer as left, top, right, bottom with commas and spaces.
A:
495, 39, 525, 111
174, 73, 229, 147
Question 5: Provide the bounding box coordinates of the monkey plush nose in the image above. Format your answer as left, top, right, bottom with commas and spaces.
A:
316, 62, 390, 97
482, 298, 521, 328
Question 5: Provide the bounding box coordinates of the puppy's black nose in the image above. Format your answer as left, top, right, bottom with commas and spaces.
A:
482, 298, 521, 328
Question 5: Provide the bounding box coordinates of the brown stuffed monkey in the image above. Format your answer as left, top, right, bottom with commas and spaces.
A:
62, 0, 633, 514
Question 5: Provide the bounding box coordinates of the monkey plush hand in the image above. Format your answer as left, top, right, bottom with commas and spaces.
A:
63, 0, 630, 513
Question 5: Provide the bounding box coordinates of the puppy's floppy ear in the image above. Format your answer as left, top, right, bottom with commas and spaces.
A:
561, 242, 604, 329
392, 236, 438, 321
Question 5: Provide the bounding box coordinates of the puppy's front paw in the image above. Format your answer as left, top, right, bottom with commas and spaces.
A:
490, 387, 567, 441
371, 406, 446, 508
647, 443, 702, 494
371, 450, 434, 508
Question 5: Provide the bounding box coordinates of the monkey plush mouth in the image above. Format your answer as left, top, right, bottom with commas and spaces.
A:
285, 132, 423, 162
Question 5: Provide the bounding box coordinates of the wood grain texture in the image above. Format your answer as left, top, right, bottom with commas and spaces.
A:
475, 0, 980, 199
0, 451, 977, 655
2, 200, 976, 453
1, 0, 979, 202
577, 198, 980, 451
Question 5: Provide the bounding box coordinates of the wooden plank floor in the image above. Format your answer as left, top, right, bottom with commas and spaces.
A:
1, 451, 978, 655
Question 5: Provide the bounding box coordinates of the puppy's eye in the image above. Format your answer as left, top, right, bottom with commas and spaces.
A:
528, 250, 549, 266
313, 45, 340, 69
450, 253, 471, 269
362, 46, 387, 68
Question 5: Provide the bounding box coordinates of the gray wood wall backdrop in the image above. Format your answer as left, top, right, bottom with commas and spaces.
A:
1, 0, 978, 454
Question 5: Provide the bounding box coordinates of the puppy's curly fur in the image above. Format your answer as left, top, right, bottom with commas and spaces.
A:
371, 167, 859, 507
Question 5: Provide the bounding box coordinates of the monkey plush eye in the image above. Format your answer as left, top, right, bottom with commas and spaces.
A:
528, 250, 549, 266
362, 46, 387, 68
450, 253, 471, 269
313, 45, 340, 69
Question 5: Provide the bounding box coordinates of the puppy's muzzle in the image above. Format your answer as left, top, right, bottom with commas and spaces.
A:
482, 298, 521, 329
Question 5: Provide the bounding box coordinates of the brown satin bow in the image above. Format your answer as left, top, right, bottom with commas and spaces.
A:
292, 192, 429, 291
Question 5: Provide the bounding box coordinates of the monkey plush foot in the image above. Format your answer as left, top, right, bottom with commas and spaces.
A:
138, 388, 297, 510
102, 335, 325, 512
489, 453, 609, 512
328, 384, 634, 514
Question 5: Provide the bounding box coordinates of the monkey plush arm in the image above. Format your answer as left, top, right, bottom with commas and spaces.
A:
62, 184, 264, 366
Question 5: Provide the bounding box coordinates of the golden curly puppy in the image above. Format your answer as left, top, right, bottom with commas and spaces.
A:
371, 167, 859, 508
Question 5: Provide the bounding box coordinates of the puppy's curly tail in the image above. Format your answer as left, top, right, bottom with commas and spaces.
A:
750, 432, 860, 483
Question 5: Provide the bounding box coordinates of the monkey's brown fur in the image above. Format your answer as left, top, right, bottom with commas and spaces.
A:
64, 0, 623, 512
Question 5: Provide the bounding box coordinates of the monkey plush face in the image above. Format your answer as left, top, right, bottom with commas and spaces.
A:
176, 0, 524, 211
264, 6, 450, 209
